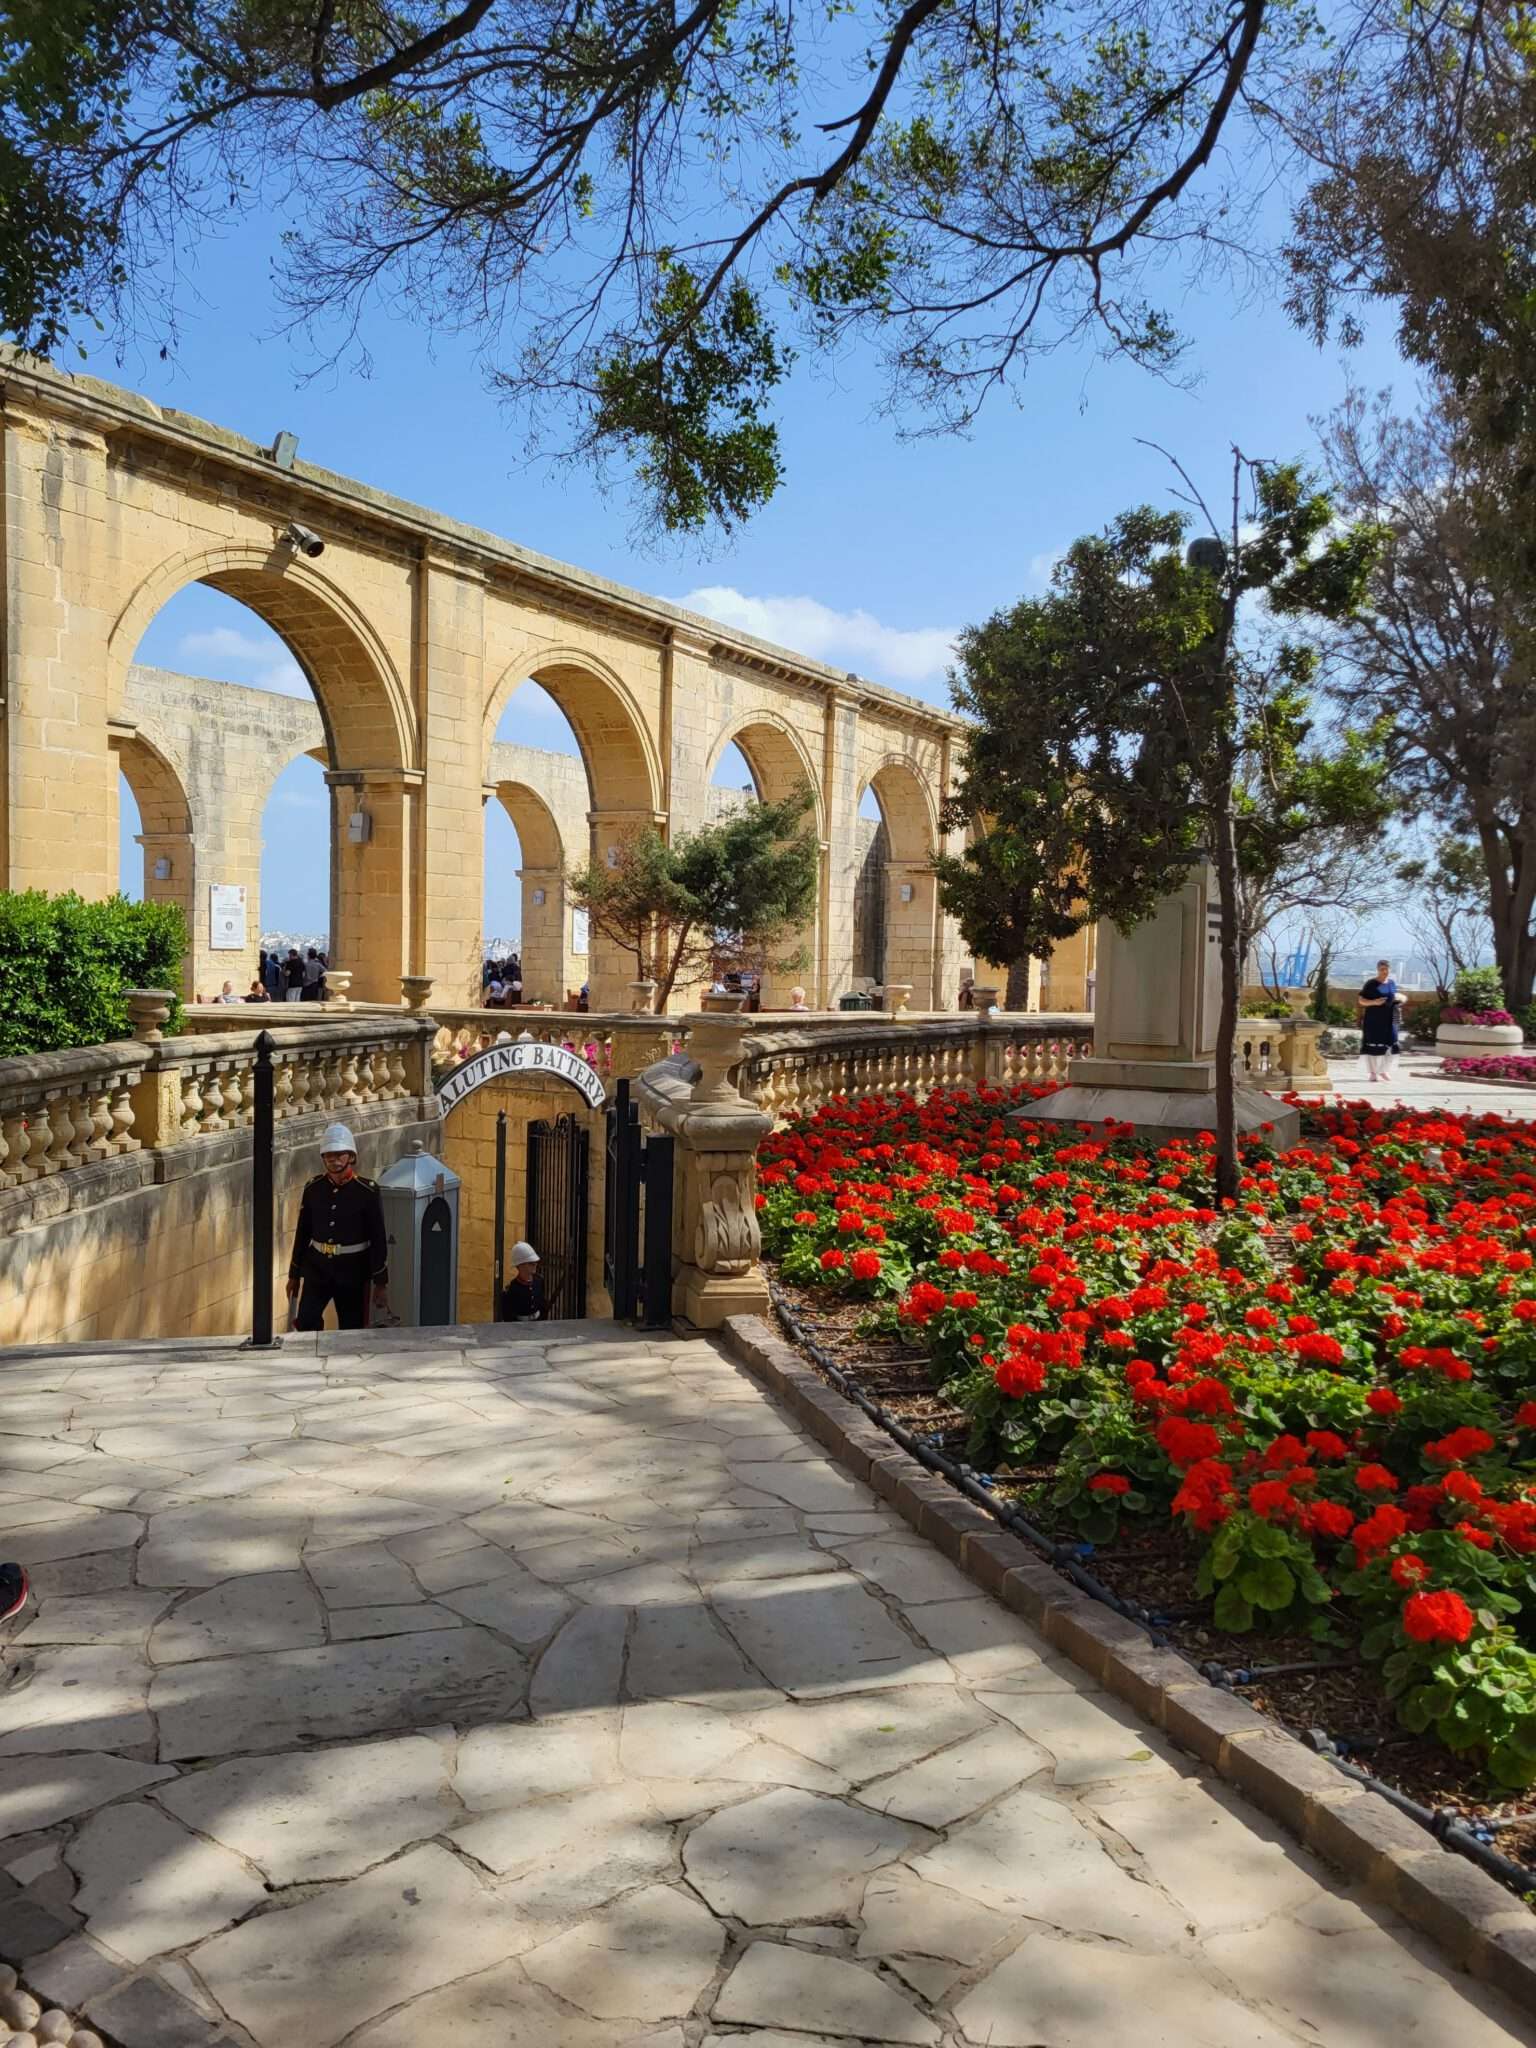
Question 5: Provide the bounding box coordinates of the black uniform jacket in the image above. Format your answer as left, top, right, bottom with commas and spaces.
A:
289, 1173, 389, 1285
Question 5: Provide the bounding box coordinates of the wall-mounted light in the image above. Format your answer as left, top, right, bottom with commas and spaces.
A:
152, 857, 172, 882
531, 888, 546, 906
347, 809, 371, 844
283, 521, 325, 559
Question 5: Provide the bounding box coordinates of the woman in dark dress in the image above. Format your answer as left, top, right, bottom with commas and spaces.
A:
1357, 957, 1401, 1083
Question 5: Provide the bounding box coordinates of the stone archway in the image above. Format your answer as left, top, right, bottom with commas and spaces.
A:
488, 781, 570, 1005
707, 713, 826, 1008
861, 758, 942, 1006
108, 549, 417, 1002
483, 648, 664, 1011
110, 723, 198, 994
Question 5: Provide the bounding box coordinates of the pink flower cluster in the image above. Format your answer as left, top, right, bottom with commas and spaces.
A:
1443, 1054, 1536, 1083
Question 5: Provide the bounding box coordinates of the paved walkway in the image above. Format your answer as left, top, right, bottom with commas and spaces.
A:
1325, 1053, 1536, 1120
0, 1323, 1531, 2048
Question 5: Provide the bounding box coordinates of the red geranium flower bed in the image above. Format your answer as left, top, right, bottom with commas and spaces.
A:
758, 1083, 1536, 1787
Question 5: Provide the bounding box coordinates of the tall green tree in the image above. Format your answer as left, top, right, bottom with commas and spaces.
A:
934, 459, 1387, 1197
0, 0, 1478, 533
568, 788, 817, 1012
1312, 387, 1536, 1007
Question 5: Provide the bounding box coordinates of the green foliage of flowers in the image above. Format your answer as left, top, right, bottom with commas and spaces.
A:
758, 1081, 1536, 1782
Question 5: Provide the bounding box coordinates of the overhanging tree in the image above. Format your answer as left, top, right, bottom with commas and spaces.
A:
568, 788, 818, 1011
934, 460, 1387, 1198
0, 0, 1488, 533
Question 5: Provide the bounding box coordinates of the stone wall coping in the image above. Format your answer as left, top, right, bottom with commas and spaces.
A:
0, 1041, 151, 1100
1, 349, 964, 741
145, 1015, 434, 1065
719, 1313, 1536, 2019
740, 1010, 1093, 1058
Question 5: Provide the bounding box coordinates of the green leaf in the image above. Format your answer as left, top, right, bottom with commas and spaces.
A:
1212, 1582, 1256, 1632
1237, 1559, 1296, 1612
1247, 1521, 1292, 1558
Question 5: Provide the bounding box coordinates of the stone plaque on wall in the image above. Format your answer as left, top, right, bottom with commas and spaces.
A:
209, 883, 247, 951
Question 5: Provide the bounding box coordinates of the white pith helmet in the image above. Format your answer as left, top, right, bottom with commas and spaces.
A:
508, 1241, 540, 1266
320, 1122, 358, 1156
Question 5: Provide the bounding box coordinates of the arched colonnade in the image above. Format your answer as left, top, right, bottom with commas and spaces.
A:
2, 355, 1087, 1013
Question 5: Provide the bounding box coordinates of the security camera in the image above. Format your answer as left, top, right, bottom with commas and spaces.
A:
284, 522, 325, 559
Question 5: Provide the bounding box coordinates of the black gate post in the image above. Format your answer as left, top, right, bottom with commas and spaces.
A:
492, 1110, 508, 1320
638, 1131, 674, 1330
604, 1079, 640, 1320
246, 1030, 279, 1349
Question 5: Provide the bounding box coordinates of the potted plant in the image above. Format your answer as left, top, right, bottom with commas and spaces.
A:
1435, 967, 1524, 1052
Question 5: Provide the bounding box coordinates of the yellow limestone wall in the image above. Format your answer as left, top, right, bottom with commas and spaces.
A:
0, 1110, 437, 1347
440, 1075, 610, 1323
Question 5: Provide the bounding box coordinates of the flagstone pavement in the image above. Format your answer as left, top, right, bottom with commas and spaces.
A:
1, 1320, 1533, 2048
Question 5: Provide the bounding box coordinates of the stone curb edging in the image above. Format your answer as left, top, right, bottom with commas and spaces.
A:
720, 1312, 1536, 2020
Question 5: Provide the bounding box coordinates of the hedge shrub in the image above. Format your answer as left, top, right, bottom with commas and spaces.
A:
0, 892, 185, 1056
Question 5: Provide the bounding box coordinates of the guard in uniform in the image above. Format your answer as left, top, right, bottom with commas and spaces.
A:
286, 1122, 389, 1331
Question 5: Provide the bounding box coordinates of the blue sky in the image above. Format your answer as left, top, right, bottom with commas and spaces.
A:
107, 192, 1415, 952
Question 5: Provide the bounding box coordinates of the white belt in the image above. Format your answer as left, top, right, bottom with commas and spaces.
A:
312, 1239, 368, 1256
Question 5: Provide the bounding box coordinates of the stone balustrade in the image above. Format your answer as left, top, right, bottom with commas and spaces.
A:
0, 1041, 151, 1192
737, 1012, 1096, 1122
134, 1022, 427, 1148
0, 1006, 437, 1235
1234, 1015, 1330, 1095
430, 1009, 689, 1084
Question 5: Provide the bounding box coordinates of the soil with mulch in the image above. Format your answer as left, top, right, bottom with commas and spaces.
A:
772, 1275, 1536, 1883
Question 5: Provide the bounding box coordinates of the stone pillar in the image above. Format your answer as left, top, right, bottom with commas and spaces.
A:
135, 832, 198, 996
517, 864, 568, 1006
327, 768, 420, 1006
1041, 920, 1095, 1011
821, 687, 862, 1004
1026, 864, 1299, 1146
1, 404, 117, 901
586, 808, 663, 1012
416, 551, 488, 1007
669, 1013, 773, 1329
884, 860, 939, 1000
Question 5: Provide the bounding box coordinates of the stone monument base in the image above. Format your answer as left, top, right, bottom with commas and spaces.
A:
1019, 1056, 1301, 1149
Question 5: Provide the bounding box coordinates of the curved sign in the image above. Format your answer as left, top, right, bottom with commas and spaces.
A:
438, 1039, 606, 1115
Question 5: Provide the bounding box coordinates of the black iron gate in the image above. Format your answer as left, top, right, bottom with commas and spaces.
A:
523, 1113, 590, 1320
604, 1078, 675, 1328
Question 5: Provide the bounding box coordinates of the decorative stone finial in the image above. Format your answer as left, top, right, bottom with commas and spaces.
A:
883, 983, 913, 1015
400, 975, 434, 1012
324, 968, 353, 1009
630, 979, 658, 1014
126, 990, 175, 1043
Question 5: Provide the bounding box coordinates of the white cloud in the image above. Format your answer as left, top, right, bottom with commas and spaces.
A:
678, 586, 957, 690
177, 626, 309, 699
1024, 548, 1066, 592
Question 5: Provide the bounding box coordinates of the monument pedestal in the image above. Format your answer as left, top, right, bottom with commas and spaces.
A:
1019, 869, 1300, 1149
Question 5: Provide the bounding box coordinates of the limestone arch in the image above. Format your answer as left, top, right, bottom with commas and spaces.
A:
112, 723, 193, 843
707, 711, 826, 1007
107, 545, 415, 774
487, 780, 570, 1005
492, 781, 565, 871
108, 721, 198, 994
482, 646, 663, 820
857, 755, 942, 1004
706, 711, 826, 838
859, 754, 939, 863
